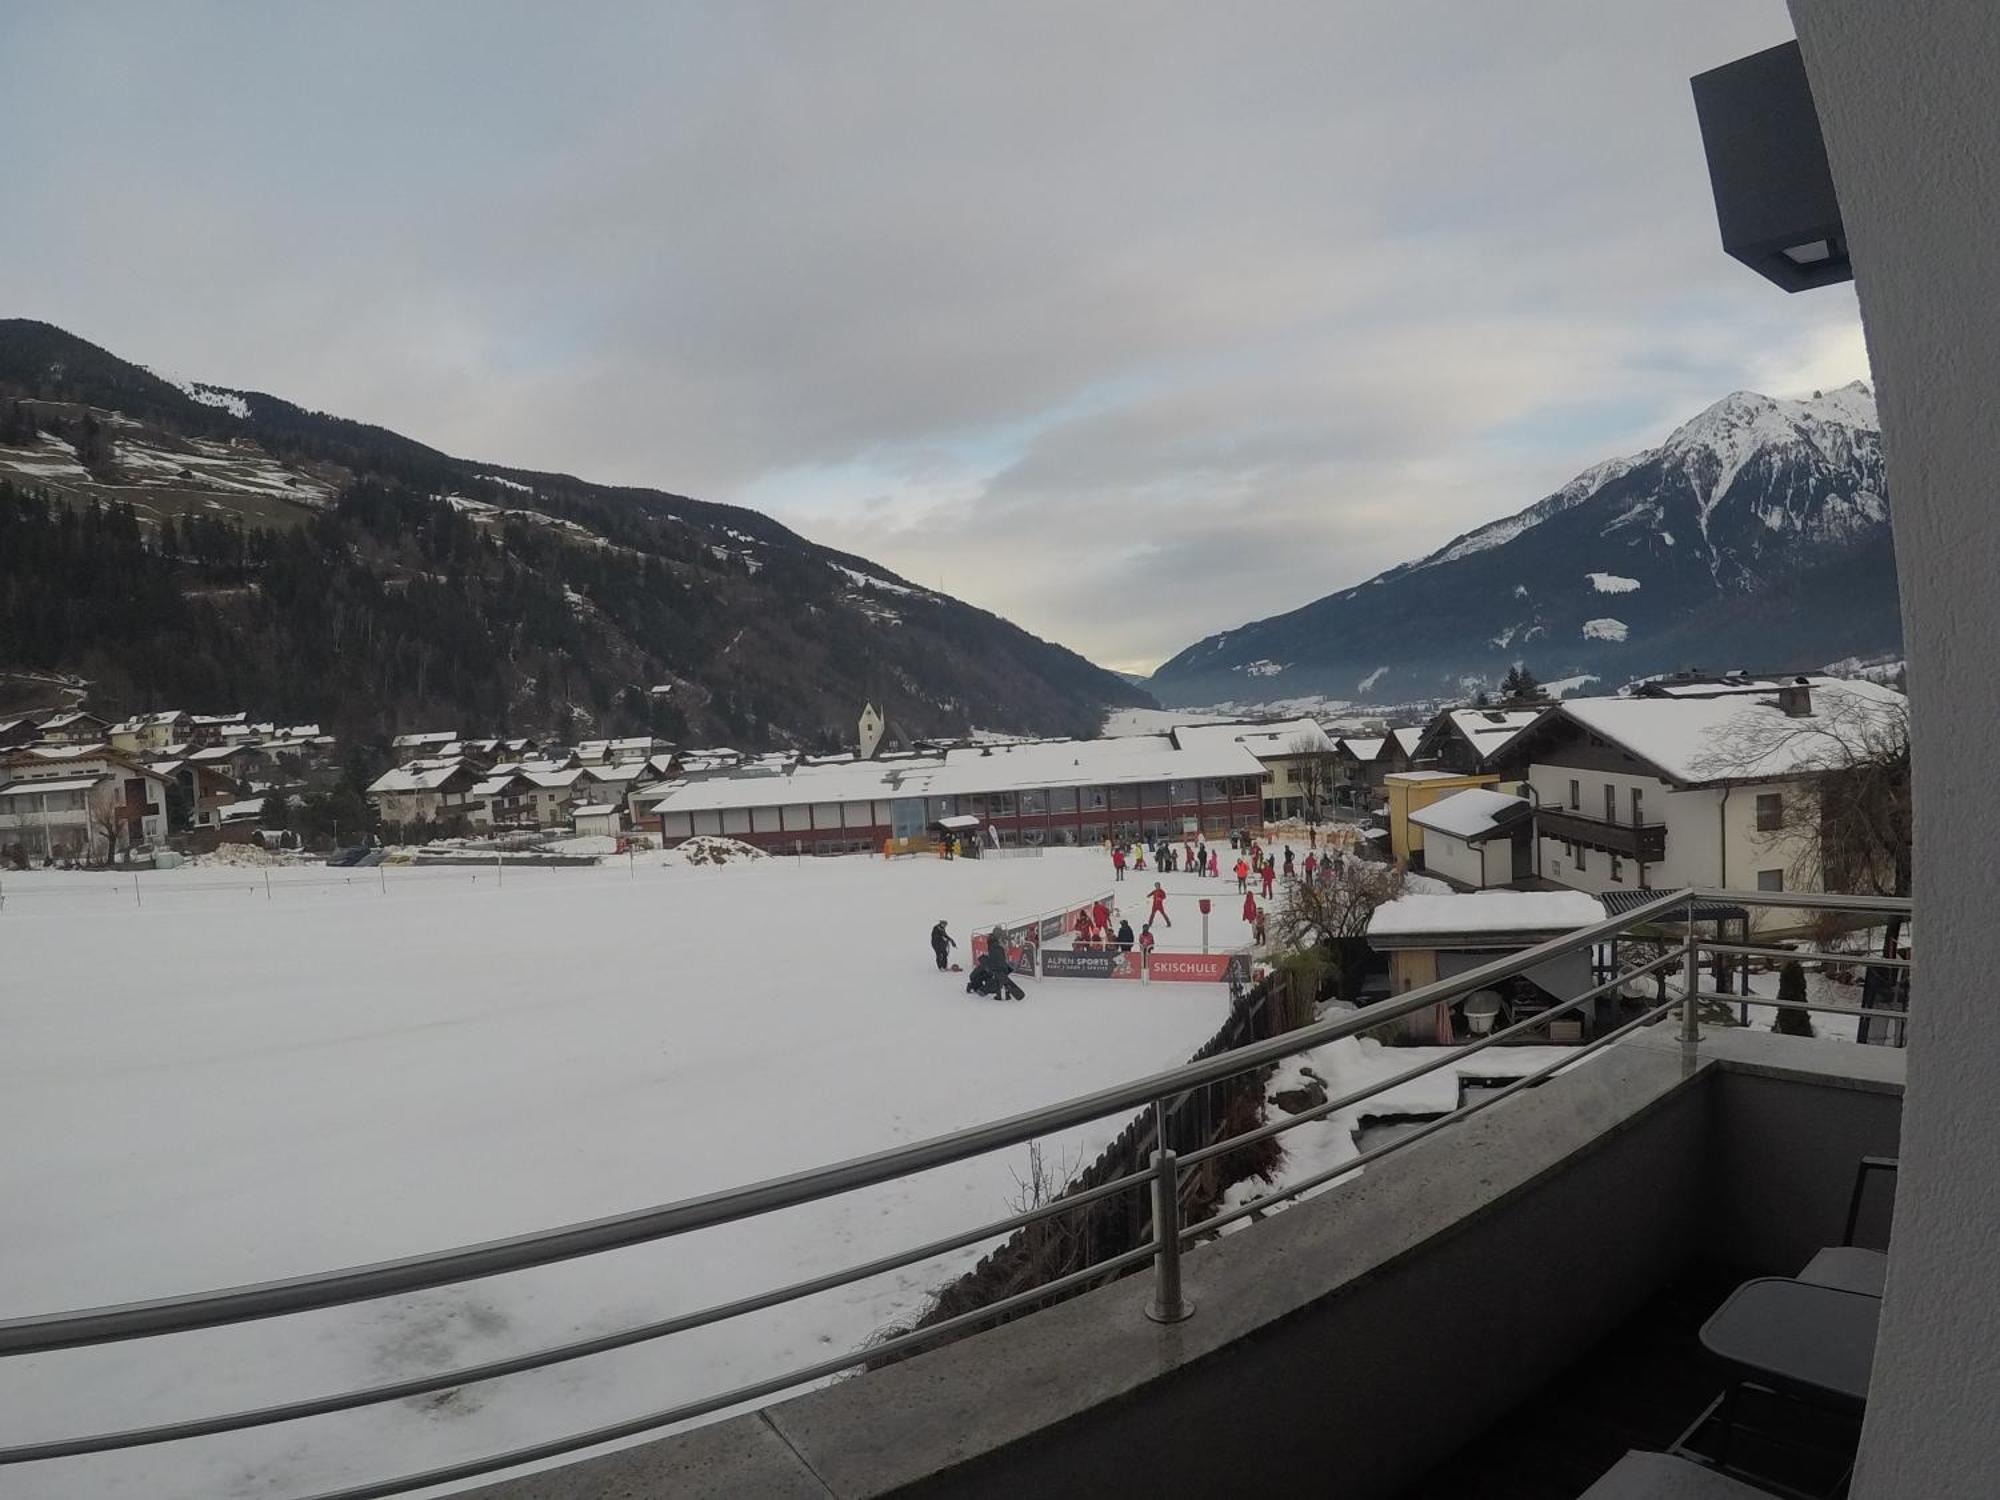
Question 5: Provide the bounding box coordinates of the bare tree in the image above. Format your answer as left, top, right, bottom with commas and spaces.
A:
1694, 688, 1911, 899
86, 788, 127, 868
1271, 854, 1406, 1003
1286, 734, 1337, 821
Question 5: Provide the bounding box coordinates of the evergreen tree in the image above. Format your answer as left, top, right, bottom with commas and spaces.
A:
1500, 664, 1548, 701
1773, 960, 1814, 1036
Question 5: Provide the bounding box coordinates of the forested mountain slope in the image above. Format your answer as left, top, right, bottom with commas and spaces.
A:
0, 320, 1149, 746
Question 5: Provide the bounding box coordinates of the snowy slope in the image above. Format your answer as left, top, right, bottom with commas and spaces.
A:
1149, 382, 1895, 705
0, 852, 1246, 1499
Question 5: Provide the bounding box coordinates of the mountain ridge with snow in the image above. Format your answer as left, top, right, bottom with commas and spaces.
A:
1149, 381, 1898, 706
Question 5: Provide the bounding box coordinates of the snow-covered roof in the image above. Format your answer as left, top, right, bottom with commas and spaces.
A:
22, 744, 110, 761
391, 730, 457, 749
1384, 769, 1476, 783
1510, 679, 1907, 786
1392, 726, 1425, 758
1445, 707, 1546, 759
1407, 788, 1530, 842
581, 763, 647, 784
40, 711, 102, 730
189, 744, 257, 762
1339, 736, 1387, 761
525, 768, 587, 789
0, 776, 102, 797
1173, 717, 1334, 759
1368, 891, 1606, 940
571, 802, 621, 816
190, 712, 247, 726
649, 734, 1267, 816
368, 761, 471, 793
215, 798, 269, 822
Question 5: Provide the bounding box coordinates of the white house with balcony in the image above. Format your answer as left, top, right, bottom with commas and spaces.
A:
0, 750, 171, 861
1490, 677, 1907, 925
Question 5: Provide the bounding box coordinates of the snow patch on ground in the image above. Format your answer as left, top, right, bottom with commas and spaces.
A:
1582, 617, 1629, 642
1357, 666, 1389, 693
0, 851, 1240, 1498
1587, 572, 1641, 594
1239, 660, 1287, 678
478, 474, 535, 494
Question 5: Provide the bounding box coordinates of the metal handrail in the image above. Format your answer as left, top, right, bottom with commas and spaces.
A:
1175, 948, 1684, 1170
0, 887, 1692, 1355
0, 1163, 1158, 1464
0, 886, 1914, 1497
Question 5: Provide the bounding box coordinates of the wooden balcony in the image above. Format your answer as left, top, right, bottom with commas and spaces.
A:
1538, 806, 1667, 862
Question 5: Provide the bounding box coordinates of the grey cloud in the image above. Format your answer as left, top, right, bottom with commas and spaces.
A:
0, 0, 1861, 672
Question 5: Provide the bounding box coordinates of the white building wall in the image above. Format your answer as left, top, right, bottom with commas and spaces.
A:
1421, 831, 1484, 888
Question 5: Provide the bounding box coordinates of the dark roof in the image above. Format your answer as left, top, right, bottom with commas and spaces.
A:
1597, 890, 1750, 924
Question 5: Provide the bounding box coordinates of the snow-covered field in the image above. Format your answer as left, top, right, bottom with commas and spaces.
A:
0, 851, 1250, 1499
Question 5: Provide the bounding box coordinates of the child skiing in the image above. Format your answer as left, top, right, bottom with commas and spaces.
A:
1147, 881, 1172, 928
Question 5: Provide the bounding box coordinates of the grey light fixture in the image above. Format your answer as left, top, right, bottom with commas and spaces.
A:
1691, 40, 1850, 292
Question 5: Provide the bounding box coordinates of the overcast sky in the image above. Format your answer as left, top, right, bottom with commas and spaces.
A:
1, 2, 1866, 674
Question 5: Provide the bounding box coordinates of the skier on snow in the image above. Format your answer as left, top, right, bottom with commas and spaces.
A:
1147, 882, 1172, 927
930, 919, 956, 971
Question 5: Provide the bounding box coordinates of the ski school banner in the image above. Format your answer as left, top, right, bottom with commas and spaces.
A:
1040, 948, 1141, 980
1144, 951, 1254, 985
1036, 949, 1252, 984
970, 890, 1114, 964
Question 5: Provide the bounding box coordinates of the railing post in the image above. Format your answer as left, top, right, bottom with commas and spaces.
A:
1680, 896, 1701, 1046
1145, 1098, 1193, 1323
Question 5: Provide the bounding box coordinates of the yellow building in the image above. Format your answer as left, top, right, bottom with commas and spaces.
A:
1383, 770, 1507, 864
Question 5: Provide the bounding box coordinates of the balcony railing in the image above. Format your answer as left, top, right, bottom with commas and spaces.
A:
0, 887, 1912, 1500
1539, 805, 1668, 862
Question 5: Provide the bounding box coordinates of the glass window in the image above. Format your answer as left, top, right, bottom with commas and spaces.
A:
1610, 855, 1623, 883
1569, 779, 1580, 810
1756, 792, 1783, 832
1107, 785, 1138, 810
1048, 786, 1078, 813
1204, 814, 1226, 833
928, 796, 957, 820
1575, 844, 1586, 872
1631, 788, 1644, 826
988, 791, 1017, 817
1200, 778, 1229, 803
1170, 780, 1199, 804
1142, 782, 1172, 807
752, 806, 782, 833
962, 793, 987, 819
1757, 868, 1785, 891
1604, 785, 1616, 823
1084, 786, 1108, 811
721, 808, 751, 834
1020, 788, 1047, 816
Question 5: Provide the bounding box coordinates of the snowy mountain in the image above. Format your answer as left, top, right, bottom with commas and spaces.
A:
1147, 382, 1898, 706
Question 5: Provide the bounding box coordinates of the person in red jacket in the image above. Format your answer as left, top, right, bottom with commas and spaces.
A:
1242, 889, 1258, 927
1207, 849, 1219, 878
1233, 857, 1250, 892
1111, 845, 1126, 881
1147, 881, 1172, 927
1303, 851, 1318, 882
1260, 860, 1275, 899
1074, 909, 1096, 949
1091, 897, 1111, 934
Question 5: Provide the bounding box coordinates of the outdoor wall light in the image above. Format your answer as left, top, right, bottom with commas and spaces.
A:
1692, 40, 1851, 292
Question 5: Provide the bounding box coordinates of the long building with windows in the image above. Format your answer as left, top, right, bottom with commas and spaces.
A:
646, 732, 1269, 853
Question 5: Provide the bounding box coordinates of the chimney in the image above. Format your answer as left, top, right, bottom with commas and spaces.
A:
1777, 677, 1813, 717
